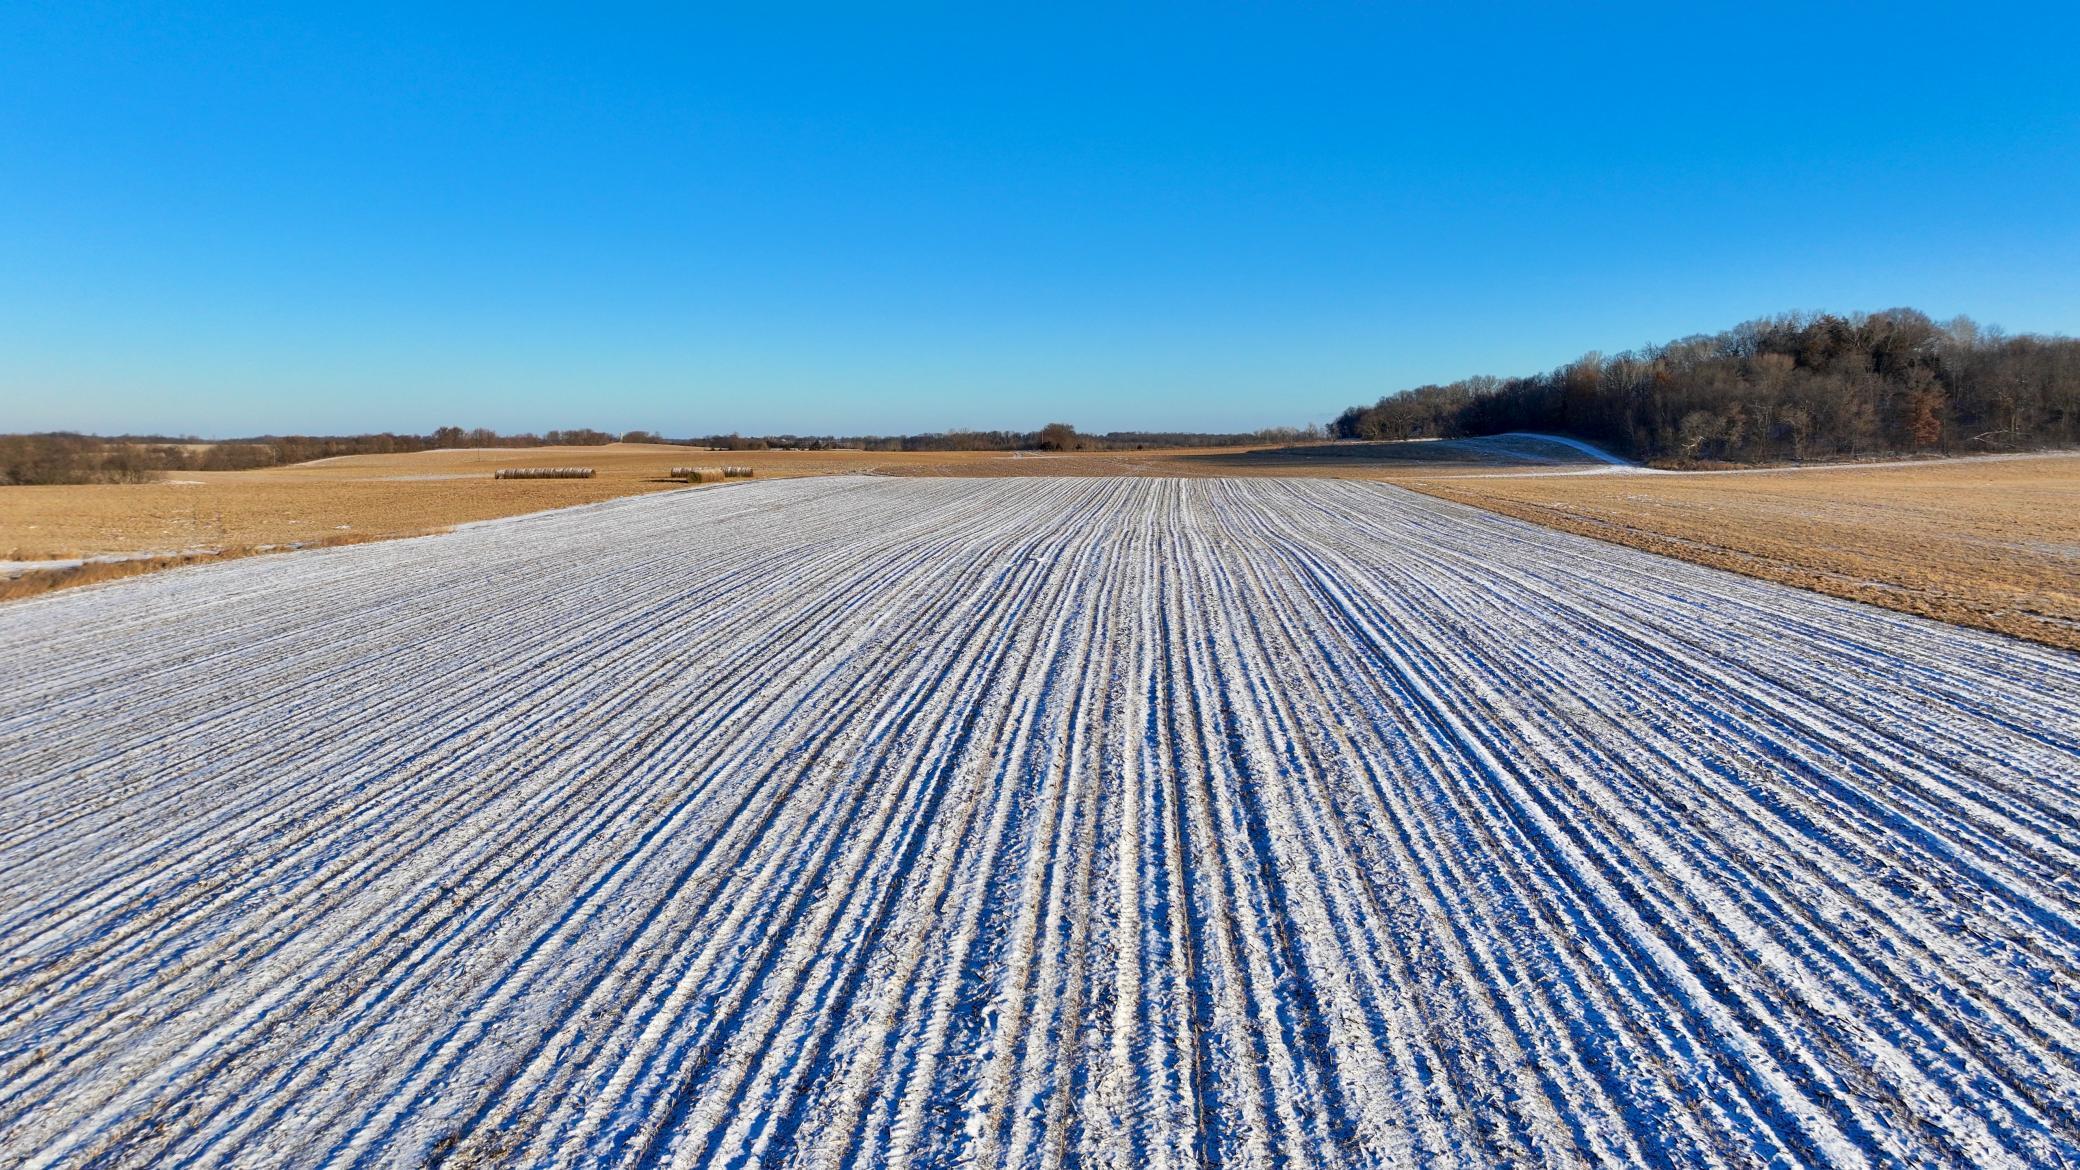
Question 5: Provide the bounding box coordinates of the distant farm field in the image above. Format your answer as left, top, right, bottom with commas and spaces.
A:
5, 442, 2077, 655
4, 478, 2076, 1166
1413, 452, 2080, 649
0, 437, 1614, 598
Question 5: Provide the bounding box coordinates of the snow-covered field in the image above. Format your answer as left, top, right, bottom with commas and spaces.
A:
3, 477, 2078, 1168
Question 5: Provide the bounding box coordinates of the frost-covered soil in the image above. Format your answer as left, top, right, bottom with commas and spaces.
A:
3, 477, 2079, 1169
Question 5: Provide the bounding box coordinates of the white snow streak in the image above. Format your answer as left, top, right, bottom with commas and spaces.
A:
1, 476, 2077, 1169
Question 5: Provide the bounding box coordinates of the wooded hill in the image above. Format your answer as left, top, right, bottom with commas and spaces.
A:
1332, 309, 2080, 464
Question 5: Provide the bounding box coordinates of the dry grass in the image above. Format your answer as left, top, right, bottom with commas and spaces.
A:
1410, 454, 2080, 650
0, 533, 385, 603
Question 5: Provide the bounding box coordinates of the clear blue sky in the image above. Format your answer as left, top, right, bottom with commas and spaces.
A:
3, 2, 2076, 437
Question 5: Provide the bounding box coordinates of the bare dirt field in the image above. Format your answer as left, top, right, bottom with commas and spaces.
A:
1412, 453, 2080, 650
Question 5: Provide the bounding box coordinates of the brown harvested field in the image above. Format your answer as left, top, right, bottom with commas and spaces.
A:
10, 437, 2075, 651
6, 446, 685, 564
1410, 453, 2080, 650
0, 436, 1608, 569
0, 443, 1113, 563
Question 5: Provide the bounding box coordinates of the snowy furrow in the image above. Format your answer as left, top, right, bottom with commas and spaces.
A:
2, 476, 2076, 1168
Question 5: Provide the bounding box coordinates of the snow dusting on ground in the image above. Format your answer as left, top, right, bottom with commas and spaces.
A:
2, 476, 2077, 1167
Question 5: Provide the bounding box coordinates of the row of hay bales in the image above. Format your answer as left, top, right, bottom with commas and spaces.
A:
489, 465, 752, 484
670, 466, 756, 483
494, 467, 595, 479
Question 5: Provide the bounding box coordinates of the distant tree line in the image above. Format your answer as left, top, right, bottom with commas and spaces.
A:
2, 421, 1318, 484
0, 434, 185, 485
680, 423, 1320, 452
0, 427, 638, 485
1331, 309, 2080, 463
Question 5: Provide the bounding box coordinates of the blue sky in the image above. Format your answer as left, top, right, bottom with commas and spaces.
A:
3, 2, 2076, 437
